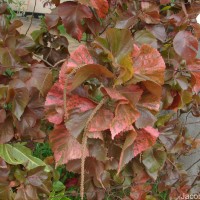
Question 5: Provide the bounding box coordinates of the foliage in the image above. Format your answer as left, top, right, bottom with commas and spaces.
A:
0, 0, 200, 200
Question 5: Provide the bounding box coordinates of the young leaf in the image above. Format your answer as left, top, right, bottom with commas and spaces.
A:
0, 143, 49, 171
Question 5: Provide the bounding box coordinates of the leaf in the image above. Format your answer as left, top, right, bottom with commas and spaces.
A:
58, 2, 92, 41
0, 117, 14, 144
88, 108, 114, 132
59, 44, 94, 86
173, 31, 198, 62
49, 125, 87, 166
65, 110, 93, 138
135, 107, 156, 129
134, 30, 158, 48
16, 36, 35, 56
160, 0, 170, 4
95, 28, 134, 84
188, 61, 200, 94
15, 185, 39, 200
9, 80, 29, 120
133, 126, 160, 157
142, 144, 167, 180
117, 130, 137, 174
146, 24, 166, 42
45, 84, 64, 125
110, 103, 140, 139
26, 64, 53, 96
0, 109, 6, 123
27, 166, 52, 194
132, 44, 166, 86
79, 0, 109, 18
0, 143, 49, 171
71, 64, 114, 91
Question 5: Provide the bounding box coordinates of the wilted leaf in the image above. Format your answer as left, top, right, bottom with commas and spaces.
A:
50, 125, 87, 166
173, 31, 198, 62
133, 126, 160, 157
58, 2, 92, 41
0, 143, 49, 171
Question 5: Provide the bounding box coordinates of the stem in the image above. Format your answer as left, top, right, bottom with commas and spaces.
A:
80, 96, 108, 200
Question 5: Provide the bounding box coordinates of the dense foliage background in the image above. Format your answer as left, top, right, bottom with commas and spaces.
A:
0, 0, 200, 199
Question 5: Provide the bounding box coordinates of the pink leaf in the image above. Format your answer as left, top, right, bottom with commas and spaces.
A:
133, 126, 160, 157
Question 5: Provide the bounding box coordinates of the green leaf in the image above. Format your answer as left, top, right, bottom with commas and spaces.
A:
53, 181, 65, 192
0, 143, 50, 171
94, 28, 134, 84
142, 144, 167, 180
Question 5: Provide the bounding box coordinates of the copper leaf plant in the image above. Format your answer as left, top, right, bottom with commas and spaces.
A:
0, 0, 200, 199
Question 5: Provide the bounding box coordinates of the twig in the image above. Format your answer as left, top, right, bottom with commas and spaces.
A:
25, 0, 36, 35
33, 53, 54, 68
186, 158, 200, 171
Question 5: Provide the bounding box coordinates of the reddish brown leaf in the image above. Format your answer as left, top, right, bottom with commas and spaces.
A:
79, 0, 109, 18
9, 80, 29, 120
173, 31, 198, 62
130, 184, 152, 200
45, 82, 64, 125
88, 108, 114, 132
110, 103, 140, 139
160, 0, 170, 4
117, 129, 137, 174
45, 9, 59, 29
71, 64, 114, 91
59, 45, 94, 86
58, 2, 92, 41
50, 125, 87, 166
0, 109, 6, 123
26, 63, 53, 97
139, 2, 160, 24
188, 61, 200, 94
133, 126, 160, 157
102, 87, 127, 102
0, 117, 14, 144
133, 44, 166, 86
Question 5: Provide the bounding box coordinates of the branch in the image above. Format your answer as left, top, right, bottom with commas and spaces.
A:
25, 0, 36, 35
